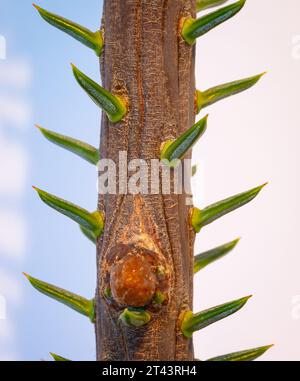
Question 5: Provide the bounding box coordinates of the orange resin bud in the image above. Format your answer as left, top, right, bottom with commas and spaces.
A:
110, 254, 157, 307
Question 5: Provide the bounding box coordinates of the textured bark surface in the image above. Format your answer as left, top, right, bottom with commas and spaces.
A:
96, 0, 196, 361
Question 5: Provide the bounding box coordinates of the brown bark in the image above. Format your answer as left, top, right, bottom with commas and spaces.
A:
96, 0, 196, 361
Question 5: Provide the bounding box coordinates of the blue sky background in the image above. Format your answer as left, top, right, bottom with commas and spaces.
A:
1, 0, 104, 360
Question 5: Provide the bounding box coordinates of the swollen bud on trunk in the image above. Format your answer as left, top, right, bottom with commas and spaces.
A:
110, 254, 157, 307
106, 244, 169, 310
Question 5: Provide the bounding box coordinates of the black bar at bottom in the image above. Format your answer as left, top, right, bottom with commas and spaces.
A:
0, 360, 289, 378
